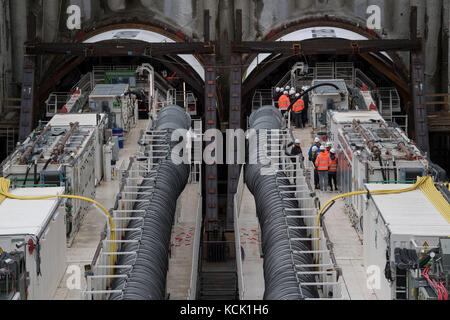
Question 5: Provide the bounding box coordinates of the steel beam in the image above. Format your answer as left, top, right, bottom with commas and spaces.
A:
410, 6, 430, 155
226, 55, 243, 230
204, 54, 219, 232
18, 55, 37, 142
359, 53, 410, 96
225, 10, 243, 231
25, 41, 214, 56
18, 11, 37, 142
232, 38, 422, 55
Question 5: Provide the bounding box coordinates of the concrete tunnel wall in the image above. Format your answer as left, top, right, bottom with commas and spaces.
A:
0, 0, 449, 111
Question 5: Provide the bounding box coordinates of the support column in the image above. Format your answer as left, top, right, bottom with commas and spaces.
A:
19, 10, 36, 142
410, 6, 430, 155
226, 55, 242, 230
203, 10, 219, 233
226, 10, 243, 231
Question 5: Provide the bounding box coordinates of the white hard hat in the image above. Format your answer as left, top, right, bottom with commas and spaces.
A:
295, 139, 300, 144
302, 86, 307, 91
320, 146, 326, 151
285, 86, 291, 90
312, 146, 318, 152
290, 90, 296, 95
314, 137, 320, 143
326, 142, 333, 147
283, 91, 288, 95
330, 148, 336, 154
295, 93, 300, 98
275, 87, 281, 92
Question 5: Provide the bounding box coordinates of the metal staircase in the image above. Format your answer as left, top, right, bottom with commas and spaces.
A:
377, 87, 401, 117
46, 72, 93, 117
198, 271, 239, 300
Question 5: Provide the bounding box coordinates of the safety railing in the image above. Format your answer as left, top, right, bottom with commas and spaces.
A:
84, 124, 172, 300
70, 72, 93, 94
355, 68, 377, 91
234, 169, 245, 300
46, 92, 70, 117
87, 159, 163, 300
251, 89, 273, 111
314, 62, 335, 79
392, 114, 409, 136
275, 133, 343, 300
377, 87, 401, 115
83, 158, 141, 300
335, 62, 355, 86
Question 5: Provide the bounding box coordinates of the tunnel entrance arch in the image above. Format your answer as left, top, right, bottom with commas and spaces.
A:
38, 23, 206, 115
242, 19, 411, 109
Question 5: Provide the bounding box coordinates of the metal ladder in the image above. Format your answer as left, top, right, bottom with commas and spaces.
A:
6, 127, 16, 155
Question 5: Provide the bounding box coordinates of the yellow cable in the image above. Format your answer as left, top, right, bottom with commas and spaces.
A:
420, 178, 450, 223
314, 177, 445, 256
0, 178, 116, 271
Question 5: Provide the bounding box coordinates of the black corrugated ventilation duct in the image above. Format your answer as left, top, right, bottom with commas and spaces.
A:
245, 106, 319, 300
109, 105, 191, 300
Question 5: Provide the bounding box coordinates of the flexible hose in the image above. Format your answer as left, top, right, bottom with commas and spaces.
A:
0, 177, 116, 267
109, 105, 191, 300
315, 176, 450, 253
22, 165, 31, 187
245, 105, 318, 300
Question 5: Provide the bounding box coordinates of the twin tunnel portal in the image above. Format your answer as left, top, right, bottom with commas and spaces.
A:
17, 8, 440, 299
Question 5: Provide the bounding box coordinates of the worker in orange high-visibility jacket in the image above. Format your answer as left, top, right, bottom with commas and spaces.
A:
315, 145, 331, 192
328, 148, 338, 191
291, 93, 305, 128
278, 91, 290, 116
325, 141, 333, 156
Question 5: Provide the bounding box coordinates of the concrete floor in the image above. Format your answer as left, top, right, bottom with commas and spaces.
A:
166, 182, 200, 300
292, 125, 378, 300
53, 120, 148, 300
238, 186, 264, 300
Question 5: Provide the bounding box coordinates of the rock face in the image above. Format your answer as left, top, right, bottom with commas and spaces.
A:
1, 0, 449, 100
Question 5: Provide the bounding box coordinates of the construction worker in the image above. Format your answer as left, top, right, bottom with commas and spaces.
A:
289, 88, 296, 100
311, 146, 320, 189
273, 87, 282, 103
278, 90, 290, 116
328, 148, 338, 191
308, 137, 322, 161
291, 93, 305, 128
300, 87, 309, 127
315, 145, 331, 192
287, 139, 303, 156
325, 142, 333, 156
286, 139, 304, 168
